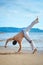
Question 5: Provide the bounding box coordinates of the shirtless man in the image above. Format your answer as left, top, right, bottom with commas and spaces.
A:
4, 17, 39, 54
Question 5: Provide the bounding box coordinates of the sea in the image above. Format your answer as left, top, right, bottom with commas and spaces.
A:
0, 32, 43, 52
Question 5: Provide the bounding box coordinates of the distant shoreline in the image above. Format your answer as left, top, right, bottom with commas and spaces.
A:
0, 27, 43, 32
0, 32, 5, 34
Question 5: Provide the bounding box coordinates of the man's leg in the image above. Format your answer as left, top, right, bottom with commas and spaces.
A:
29, 40, 37, 54
22, 17, 38, 53
24, 17, 39, 32
23, 32, 37, 54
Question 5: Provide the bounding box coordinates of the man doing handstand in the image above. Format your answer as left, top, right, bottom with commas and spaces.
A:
4, 17, 39, 54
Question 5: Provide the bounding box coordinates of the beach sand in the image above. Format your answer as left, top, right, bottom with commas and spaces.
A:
0, 47, 43, 65
0, 53, 43, 65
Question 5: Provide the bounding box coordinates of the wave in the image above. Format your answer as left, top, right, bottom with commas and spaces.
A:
0, 39, 43, 43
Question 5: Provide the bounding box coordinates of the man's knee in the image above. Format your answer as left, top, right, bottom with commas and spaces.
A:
29, 40, 32, 43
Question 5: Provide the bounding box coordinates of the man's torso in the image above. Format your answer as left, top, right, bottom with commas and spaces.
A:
13, 32, 24, 43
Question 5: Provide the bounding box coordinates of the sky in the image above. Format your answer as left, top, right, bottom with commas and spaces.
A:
0, 0, 43, 29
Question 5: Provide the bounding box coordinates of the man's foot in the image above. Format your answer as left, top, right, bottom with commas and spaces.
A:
34, 17, 39, 24
32, 48, 37, 54
4, 45, 7, 48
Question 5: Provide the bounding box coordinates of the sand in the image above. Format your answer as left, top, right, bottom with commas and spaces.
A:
0, 47, 43, 65
0, 53, 43, 65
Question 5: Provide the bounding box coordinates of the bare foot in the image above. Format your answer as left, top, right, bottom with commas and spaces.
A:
34, 17, 39, 24
32, 48, 37, 54
4, 45, 7, 48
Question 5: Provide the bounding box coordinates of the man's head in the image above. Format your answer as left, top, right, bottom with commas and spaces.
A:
12, 40, 17, 45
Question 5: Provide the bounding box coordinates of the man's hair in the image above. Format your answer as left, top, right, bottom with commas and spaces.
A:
12, 40, 17, 45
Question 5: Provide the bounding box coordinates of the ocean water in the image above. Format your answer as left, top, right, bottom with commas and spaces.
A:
0, 32, 43, 50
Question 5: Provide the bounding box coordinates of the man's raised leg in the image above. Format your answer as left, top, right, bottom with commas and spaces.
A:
25, 17, 39, 32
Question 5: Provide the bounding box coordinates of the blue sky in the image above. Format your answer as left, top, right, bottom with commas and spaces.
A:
0, 0, 43, 29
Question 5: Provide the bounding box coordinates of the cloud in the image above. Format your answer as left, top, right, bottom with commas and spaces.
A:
0, 0, 43, 14
0, 0, 43, 29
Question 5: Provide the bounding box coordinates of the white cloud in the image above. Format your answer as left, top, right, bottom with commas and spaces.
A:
0, 0, 43, 29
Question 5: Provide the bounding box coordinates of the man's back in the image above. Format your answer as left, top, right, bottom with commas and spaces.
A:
13, 32, 24, 43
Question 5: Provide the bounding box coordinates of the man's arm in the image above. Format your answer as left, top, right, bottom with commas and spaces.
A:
18, 43, 21, 52
15, 42, 22, 53
4, 38, 13, 48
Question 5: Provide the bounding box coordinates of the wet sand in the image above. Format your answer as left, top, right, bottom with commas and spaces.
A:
0, 46, 43, 65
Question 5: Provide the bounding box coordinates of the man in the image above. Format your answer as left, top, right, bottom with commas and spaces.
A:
4, 17, 39, 54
